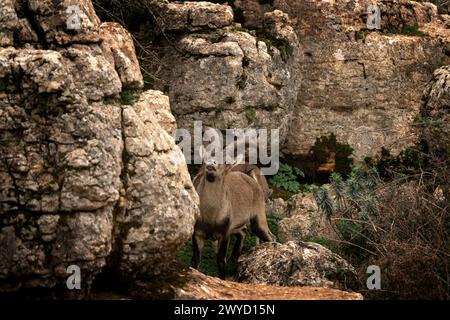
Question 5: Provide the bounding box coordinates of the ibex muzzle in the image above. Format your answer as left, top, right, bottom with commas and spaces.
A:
192, 146, 273, 279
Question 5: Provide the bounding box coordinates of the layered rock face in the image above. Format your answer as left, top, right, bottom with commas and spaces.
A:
0, 0, 198, 296
128, 0, 450, 163
152, 2, 302, 144
234, 0, 450, 161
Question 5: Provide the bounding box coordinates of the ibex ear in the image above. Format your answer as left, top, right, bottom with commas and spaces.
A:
235, 153, 245, 166
228, 153, 245, 171
198, 144, 206, 163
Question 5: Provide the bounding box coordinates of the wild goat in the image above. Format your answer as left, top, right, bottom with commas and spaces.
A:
193, 163, 273, 200
192, 147, 273, 279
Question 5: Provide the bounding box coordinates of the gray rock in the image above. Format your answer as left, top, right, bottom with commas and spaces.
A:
0, 0, 199, 296
116, 101, 199, 279
154, 1, 234, 32
238, 241, 357, 290
153, 5, 302, 145
234, 0, 450, 161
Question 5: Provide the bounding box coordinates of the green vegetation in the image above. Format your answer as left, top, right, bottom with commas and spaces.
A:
402, 24, 426, 36
294, 133, 354, 183
384, 24, 426, 37
256, 31, 291, 61
366, 146, 424, 179
269, 162, 306, 193
244, 107, 256, 124
119, 89, 137, 105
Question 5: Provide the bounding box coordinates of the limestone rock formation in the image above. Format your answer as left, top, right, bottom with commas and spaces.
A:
233, 0, 450, 160
419, 0, 449, 14
266, 197, 287, 215
154, 1, 234, 32
0, 0, 198, 296
152, 2, 302, 144
117, 100, 197, 279
238, 241, 357, 290
421, 65, 450, 121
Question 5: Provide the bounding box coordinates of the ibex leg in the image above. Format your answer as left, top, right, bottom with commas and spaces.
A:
191, 231, 204, 269
250, 216, 272, 242
231, 231, 245, 261
217, 236, 230, 280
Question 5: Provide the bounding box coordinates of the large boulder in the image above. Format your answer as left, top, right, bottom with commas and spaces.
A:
0, 0, 199, 297
238, 241, 357, 290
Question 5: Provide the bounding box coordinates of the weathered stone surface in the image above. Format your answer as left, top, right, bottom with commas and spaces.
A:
133, 90, 177, 135
29, 0, 101, 45
272, 192, 338, 243
0, 208, 113, 293
420, 65, 450, 196
100, 22, 144, 89
59, 44, 123, 101
418, 0, 449, 14
0, 0, 199, 296
238, 241, 357, 289
285, 33, 448, 161
235, 0, 450, 161
0, 0, 19, 47
116, 102, 198, 279
279, 193, 318, 241
154, 1, 234, 32
266, 197, 287, 214
153, 4, 301, 144
422, 65, 450, 113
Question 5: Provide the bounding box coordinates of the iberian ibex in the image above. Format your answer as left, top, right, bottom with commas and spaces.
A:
192, 147, 273, 279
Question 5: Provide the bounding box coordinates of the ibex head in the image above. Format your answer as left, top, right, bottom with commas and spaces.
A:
199, 144, 244, 183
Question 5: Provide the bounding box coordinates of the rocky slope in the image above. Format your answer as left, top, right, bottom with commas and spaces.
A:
0, 0, 198, 297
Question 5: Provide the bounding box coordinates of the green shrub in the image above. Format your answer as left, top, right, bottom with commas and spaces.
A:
269, 162, 305, 193
119, 90, 137, 105
244, 107, 256, 123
